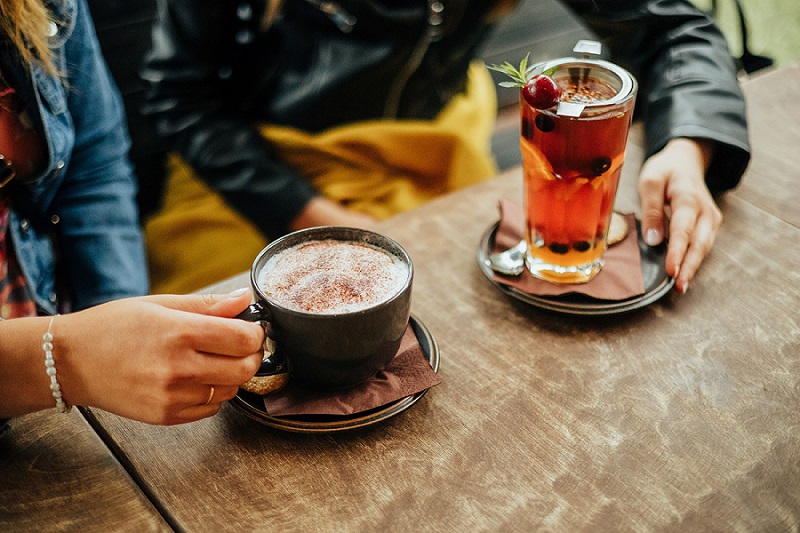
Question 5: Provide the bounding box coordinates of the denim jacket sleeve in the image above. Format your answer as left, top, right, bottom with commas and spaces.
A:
10, 0, 148, 312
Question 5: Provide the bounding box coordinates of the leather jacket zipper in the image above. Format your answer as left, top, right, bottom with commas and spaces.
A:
383, 0, 444, 118
303, 0, 444, 119
304, 0, 357, 33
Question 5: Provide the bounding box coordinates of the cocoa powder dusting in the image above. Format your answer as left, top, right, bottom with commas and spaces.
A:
259, 240, 407, 314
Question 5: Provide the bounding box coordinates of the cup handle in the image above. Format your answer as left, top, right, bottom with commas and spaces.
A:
235, 302, 287, 377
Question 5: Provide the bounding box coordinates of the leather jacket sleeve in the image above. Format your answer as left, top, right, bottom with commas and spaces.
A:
141, 0, 316, 238
563, 0, 751, 194
141, 0, 750, 235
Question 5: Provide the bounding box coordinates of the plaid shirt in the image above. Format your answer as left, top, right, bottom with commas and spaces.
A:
0, 196, 36, 318
0, 70, 37, 319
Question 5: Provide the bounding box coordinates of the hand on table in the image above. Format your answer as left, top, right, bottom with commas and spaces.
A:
56, 289, 264, 425
290, 196, 378, 231
638, 138, 721, 294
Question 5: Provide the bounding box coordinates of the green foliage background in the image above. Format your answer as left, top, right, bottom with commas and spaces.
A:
693, 0, 800, 70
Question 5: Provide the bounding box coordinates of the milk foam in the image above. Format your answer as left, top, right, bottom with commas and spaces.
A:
258, 240, 408, 314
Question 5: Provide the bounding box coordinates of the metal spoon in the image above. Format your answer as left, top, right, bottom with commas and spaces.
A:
487, 239, 527, 276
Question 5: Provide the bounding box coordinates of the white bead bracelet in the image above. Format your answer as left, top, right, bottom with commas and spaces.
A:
43, 315, 71, 414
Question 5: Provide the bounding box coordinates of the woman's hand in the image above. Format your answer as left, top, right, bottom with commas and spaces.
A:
55, 289, 264, 425
638, 138, 721, 294
290, 196, 378, 231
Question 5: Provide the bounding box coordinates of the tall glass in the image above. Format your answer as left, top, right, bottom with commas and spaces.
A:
521, 58, 637, 284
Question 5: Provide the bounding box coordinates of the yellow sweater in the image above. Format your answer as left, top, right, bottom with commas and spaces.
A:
145, 62, 499, 294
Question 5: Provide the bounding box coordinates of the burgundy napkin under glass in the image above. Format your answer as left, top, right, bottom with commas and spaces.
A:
262, 326, 441, 417
493, 198, 645, 300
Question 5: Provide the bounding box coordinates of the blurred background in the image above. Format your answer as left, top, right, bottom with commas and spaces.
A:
691, 0, 799, 70
482, 0, 800, 169
86, 0, 800, 209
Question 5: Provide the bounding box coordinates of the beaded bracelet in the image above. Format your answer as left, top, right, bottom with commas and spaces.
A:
42, 315, 71, 414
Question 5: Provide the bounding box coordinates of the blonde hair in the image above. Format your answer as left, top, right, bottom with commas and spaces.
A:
0, 0, 58, 76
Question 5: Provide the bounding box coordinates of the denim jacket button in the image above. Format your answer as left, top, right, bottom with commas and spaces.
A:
19, 218, 30, 235
51, 214, 61, 225
48, 292, 58, 303
56, 160, 65, 169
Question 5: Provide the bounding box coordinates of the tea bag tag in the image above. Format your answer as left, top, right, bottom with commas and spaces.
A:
562, 39, 602, 116
557, 101, 585, 117
573, 40, 602, 58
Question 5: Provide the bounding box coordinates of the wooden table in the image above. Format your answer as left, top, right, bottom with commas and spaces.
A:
0, 411, 169, 531
4, 64, 798, 532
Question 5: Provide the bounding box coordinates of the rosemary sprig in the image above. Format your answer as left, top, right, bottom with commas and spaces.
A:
488, 53, 532, 88
488, 54, 558, 88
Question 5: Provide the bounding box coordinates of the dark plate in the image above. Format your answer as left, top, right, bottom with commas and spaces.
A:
230, 315, 439, 433
477, 221, 675, 315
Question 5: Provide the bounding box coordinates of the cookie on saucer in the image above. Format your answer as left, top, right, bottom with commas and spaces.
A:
241, 373, 289, 395
608, 212, 629, 246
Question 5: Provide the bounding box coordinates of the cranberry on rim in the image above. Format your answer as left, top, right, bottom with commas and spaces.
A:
522, 74, 561, 109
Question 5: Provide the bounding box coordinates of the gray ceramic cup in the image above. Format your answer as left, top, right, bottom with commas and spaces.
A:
237, 226, 413, 388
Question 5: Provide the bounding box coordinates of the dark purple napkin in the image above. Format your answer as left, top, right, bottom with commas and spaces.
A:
263, 326, 441, 417
493, 198, 645, 300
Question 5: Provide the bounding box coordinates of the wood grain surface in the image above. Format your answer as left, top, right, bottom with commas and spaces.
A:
0, 410, 169, 532
733, 63, 800, 228
78, 65, 800, 532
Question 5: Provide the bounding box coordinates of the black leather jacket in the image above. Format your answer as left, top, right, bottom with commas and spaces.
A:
141, 0, 750, 238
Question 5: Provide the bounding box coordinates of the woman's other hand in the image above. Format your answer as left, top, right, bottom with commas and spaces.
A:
289, 197, 378, 231
638, 138, 721, 294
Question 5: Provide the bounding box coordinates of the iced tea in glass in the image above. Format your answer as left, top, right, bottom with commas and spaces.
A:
521, 58, 637, 284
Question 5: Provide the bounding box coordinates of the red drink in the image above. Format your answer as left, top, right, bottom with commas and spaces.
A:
521, 59, 637, 284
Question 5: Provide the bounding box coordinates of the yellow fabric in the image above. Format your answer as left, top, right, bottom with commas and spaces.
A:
145, 62, 499, 294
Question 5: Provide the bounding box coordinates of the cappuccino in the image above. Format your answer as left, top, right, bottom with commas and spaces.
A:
258, 239, 408, 314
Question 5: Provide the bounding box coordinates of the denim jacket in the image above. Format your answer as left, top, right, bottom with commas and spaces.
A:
1, 0, 148, 314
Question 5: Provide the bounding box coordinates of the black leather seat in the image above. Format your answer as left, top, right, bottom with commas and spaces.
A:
87, 0, 165, 218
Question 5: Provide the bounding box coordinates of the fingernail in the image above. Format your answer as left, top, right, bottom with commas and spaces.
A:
645, 228, 661, 246
227, 287, 250, 298
681, 281, 689, 294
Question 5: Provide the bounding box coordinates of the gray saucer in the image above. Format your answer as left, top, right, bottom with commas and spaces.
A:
477, 221, 675, 315
230, 315, 439, 433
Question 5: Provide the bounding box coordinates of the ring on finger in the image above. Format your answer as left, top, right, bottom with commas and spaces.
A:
203, 385, 215, 406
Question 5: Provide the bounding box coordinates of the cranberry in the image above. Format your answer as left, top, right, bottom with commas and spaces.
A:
535, 115, 555, 132
590, 156, 612, 176
522, 74, 561, 109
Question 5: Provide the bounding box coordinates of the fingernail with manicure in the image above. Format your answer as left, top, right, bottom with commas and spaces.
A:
681, 281, 689, 294
645, 228, 661, 246
227, 287, 250, 298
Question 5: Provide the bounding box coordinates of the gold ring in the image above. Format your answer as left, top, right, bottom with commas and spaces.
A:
203, 386, 215, 406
